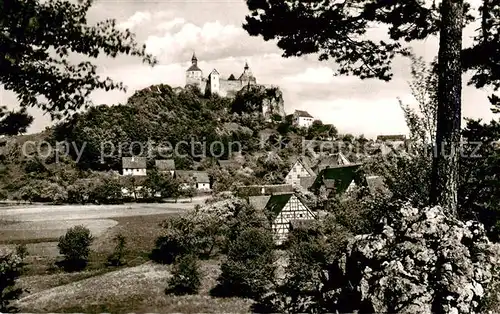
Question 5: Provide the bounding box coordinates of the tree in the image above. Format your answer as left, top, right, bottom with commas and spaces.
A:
0, 245, 27, 313
57, 225, 94, 271
212, 227, 276, 299
0, 0, 156, 118
166, 254, 201, 296
107, 233, 126, 266
0, 106, 34, 136
243, 0, 500, 215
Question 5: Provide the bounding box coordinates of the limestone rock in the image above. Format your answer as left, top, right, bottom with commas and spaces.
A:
336, 204, 500, 314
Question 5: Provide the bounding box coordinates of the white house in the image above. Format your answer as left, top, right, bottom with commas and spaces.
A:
155, 159, 175, 176
175, 170, 211, 192
122, 156, 147, 176
293, 110, 315, 128
264, 193, 317, 245
284, 158, 316, 186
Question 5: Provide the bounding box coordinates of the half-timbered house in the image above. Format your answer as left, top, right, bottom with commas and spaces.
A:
264, 193, 316, 245
284, 158, 316, 186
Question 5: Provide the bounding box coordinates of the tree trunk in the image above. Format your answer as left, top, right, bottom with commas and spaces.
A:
430, 0, 464, 216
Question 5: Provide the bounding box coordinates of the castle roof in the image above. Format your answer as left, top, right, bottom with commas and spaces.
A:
187, 64, 202, 72
210, 69, 220, 75
295, 110, 314, 118
187, 52, 202, 72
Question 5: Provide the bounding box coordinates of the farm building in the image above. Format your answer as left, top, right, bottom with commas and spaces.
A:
264, 193, 316, 245
155, 159, 175, 175
122, 157, 147, 176
310, 163, 365, 197
175, 170, 211, 191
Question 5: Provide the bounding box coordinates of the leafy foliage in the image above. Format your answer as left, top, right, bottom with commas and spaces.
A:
212, 227, 276, 299
0, 245, 27, 313
57, 225, 94, 271
243, 0, 500, 214
0, 106, 34, 136
166, 254, 201, 296
0, 0, 156, 118
107, 234, 126, 267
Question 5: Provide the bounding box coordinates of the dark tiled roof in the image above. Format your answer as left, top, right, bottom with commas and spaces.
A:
155, 159, 175, 171
175, 170, 210, 184
187, 64, 202, 72
315, 152, 351, 172
122, 157, 147, 169
314, 164, 364, 194
264, 193, 293, 218
295, 110, 314, 118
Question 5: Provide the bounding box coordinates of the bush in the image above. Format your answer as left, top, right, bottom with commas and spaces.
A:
212, 227, 276, 299
107, 234, 126, 266
165, 254, 201, 296
0, 245, 28, 312
57, 225, 94, 271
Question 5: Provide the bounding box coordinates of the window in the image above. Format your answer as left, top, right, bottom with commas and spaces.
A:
293, 167, 296, 172
299, 214, 303, 218
297, 174, 300, 179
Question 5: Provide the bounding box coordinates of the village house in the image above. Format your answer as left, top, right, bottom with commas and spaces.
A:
314, 152, 351, 173
175, 170, 211, 192
237, 184, 294, 210
155, 159, 175, 176
217, 159, 242, 171
120, 175, 148, 199
122, 156, 147, 176
292, 110, 315, 128
284, 158, 316, 187
310, 163, 365, 197
264, 193, 317, 245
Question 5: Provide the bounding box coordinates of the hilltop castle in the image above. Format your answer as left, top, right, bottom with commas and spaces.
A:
185, 52, 259, 97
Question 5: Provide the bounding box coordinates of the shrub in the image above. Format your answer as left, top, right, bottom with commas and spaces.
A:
107, 234, 126, 266
57, 225, 94, 271
165, 254, 201, 296
212, 227, 276, 299
0, 245, 28, 312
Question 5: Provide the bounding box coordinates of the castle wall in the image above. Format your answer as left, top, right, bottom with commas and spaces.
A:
218, 79, 244, 97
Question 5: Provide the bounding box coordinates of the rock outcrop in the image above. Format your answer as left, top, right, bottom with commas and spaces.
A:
337, 204, 500, 314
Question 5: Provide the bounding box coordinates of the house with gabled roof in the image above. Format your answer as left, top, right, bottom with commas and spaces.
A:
284, 158, 316, 187
264, 193, 317, 245
155, 159, 175, 176
217, 159, 242, 171
175, 170, 211, 191
122, 156, 147, 176
314, 152, 351, 173
310, 163, 365, 197
292, 109, 315, 128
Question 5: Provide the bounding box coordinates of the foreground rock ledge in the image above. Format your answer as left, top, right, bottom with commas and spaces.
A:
339, 204, 500, 314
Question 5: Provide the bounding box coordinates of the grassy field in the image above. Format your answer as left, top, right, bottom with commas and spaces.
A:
5, 211, 253, 313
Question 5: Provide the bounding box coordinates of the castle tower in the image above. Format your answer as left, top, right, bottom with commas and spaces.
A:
207, 69, 220, 95
186, 52, 203, 87
238, 61, 256, 85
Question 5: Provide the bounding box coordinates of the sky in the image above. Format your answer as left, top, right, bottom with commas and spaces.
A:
0, 0, 496, 138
